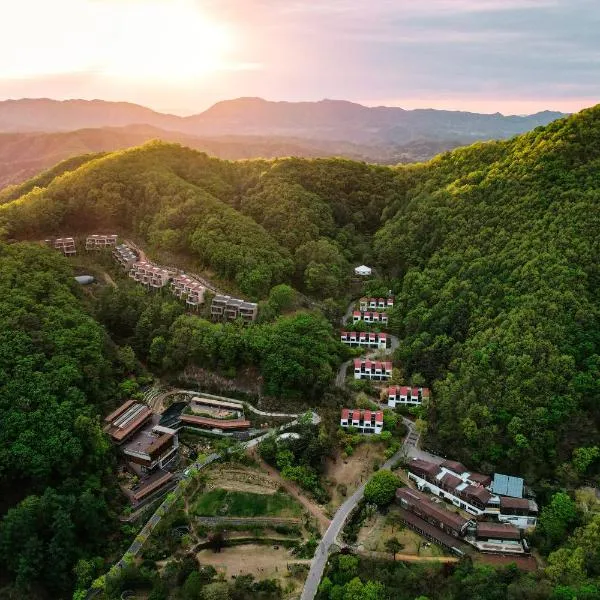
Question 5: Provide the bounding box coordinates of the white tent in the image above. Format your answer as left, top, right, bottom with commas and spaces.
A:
354, 265, 372, 276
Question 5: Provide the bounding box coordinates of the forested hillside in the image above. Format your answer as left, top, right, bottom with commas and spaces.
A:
377, 106, 600, 483
0, 244, 125, 596
0, 106, 598, 486
0, 144, 405, 298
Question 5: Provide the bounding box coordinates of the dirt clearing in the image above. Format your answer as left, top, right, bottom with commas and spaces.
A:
196, 544, 310, 586
324, 443, 387, 508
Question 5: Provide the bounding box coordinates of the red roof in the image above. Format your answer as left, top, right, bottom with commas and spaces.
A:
341, 408, 350, 419
400, 386, 409, 395
411, 387, 419, 396
421, 387, 430, 397
353, 311, 361, 317
379, 333, 387, 339
381, 312, 388, 318
388, 386, 397, 395
385, 362, 393, 370
354, 359, 362, 368
340, 331, 347, 336
352, 410, 361, 421
104, 399, 135, 423
363, 410, 372, 421
374, 411, 383, 423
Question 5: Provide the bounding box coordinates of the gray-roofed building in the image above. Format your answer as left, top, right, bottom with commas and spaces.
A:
491, 473, 524, 498
211, 294, 258, 323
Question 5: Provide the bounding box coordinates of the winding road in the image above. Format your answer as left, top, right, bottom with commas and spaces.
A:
300, 419, 419, 600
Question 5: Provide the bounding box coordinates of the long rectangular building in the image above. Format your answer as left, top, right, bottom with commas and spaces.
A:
340, 331, 387, 350
396, 487, 470, 537
352, 311, 388, 325
387, 386, 431, 407
86, 234, 118, 249
179, 414, 251, 431
104, 400, 153, 444
359, 297, 394, 311
353, 358, 392, 380
211, 295, 258, 323
340, 408, 383, 434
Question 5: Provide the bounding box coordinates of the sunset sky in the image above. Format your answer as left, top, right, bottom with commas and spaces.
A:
2, 0, 598, 115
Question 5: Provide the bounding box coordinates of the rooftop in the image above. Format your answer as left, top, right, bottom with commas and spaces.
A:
491, 473, 524, 498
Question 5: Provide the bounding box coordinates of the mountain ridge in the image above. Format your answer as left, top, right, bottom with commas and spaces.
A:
0, 97, 567, 143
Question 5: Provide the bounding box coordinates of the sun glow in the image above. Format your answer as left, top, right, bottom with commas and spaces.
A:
101, 1, 235, 81
3, 0, 236, 82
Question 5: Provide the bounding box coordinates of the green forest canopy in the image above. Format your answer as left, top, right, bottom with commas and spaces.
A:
0, 106, 599, 488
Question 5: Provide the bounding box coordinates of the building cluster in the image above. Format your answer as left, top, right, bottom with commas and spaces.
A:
339, 408, 384, 434
85, 234, 118, 250
171, 274, 205, 308
47, 234, 120, 256
352, 311, 388, 325
104, 400, 180, 505
46, 237, 77, 256
353, 358, 393, 380
396, 487, 526, 556
359, 297, 394, 311
130, 262, 173, 289
211, 294, 258, 323
407, 458, 538, 529
179, 396, 251, 433
340, 331, 388, 350
387, 386, 430, 407
111, 243, 258, 321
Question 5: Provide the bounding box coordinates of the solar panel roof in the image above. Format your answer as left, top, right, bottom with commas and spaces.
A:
491, 473, 524, 498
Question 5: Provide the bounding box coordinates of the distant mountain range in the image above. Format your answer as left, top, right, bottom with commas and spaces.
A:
0, 97, 566, 142
0, 97, 568, 188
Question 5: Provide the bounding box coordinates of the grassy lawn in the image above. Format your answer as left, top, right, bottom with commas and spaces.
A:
194, 489, 302, 518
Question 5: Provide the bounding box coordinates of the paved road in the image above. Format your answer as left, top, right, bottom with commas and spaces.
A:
299, 436, 409, 600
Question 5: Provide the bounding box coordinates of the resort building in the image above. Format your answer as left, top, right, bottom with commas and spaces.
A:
104, 400, 153, 444
130, 262, 172, 289
353, 358, 393, 380
47, 237, 77, 256
85, 234, 118, 250
387, 386, 431, 407
171, 274, 206, 308
340, 331, 387, 350
406, 458, 538, 528
352, 311, 388, 325
339, 408, 384, 434
359, 297, 394, 311
211, 294, 258, 323
396, 487, 470, 539
113, 243, 138, 270
122, 423, 179, 473
179, 414, 251, 431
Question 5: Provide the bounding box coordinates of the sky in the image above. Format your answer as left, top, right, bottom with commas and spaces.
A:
1, 0, 599, 115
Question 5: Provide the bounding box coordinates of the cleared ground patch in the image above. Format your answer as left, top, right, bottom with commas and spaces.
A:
206, 465, 280, 495
357, 505, 449, 558
324, 442, 387, 508
196, 544, 310, 590
194, 489, 302, 518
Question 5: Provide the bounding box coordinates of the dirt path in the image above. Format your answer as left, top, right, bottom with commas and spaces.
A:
103, 271, 117, 288
356, 548, 459, 563
252, 452, 331, 535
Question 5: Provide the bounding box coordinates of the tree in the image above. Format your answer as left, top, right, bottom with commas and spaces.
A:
385, 537, 404, 561
537, 492, 579, 554
572, 446, 600, 475
364, 471, 401, 507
